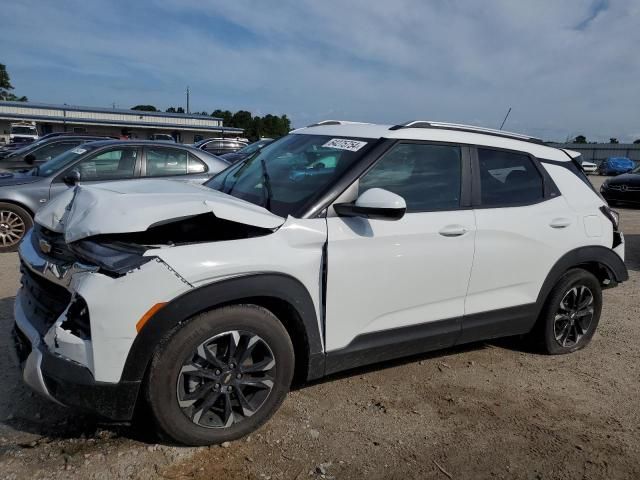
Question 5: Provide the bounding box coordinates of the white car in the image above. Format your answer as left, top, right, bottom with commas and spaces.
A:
14, 120, 627, 445
581, 160, 598, 174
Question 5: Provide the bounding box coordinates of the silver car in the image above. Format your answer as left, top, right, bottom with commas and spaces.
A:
0, 140, 229, 252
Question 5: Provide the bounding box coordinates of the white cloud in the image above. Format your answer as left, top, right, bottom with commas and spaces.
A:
0, 0, 638, 141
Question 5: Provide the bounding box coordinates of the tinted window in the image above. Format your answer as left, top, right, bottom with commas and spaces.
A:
76, 147, 138, 180
359, 143, 462, 212
478, 148, 543, 206
145, 147, 187, 176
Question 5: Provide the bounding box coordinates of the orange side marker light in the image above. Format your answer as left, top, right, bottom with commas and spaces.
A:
136, 302, 167, 333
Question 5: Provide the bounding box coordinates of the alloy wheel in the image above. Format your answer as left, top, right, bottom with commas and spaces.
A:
176, 330, 276, 428
553, 285, 594, 348
0, 210, 26, 248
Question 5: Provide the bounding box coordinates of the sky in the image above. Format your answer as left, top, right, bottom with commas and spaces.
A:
1, 0, 638, 142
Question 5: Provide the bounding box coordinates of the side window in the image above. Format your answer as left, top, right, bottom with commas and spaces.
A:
187, 154, 207, 173
359, 143, 462, 212
34, 141, 80, 160
478, 148, 543, 206
145, 147, 188, 176
76, 147, 138, 180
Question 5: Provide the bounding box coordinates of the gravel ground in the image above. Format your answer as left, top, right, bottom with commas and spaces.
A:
0, 176, 638, 479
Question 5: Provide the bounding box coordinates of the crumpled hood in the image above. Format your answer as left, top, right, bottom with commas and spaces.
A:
0, 170, 42, 186
34, 179, 285, 243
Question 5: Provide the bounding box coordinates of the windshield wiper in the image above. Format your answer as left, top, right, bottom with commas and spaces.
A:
260, 158, 273, 211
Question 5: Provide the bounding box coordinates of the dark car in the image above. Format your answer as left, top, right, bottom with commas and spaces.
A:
600, 165, 640, 206
598, 157, 635, 176
219, 138, 274, 164
0, 140, 229, 251
193, 137, 248, 156
0, 135, 110, 167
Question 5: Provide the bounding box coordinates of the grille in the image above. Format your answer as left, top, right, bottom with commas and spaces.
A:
608, 184, 640, 192
19, 263, 72, 336
32, 224, 76, 262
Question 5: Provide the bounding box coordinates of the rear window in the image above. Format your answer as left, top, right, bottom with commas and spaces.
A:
478, 148, 544, 206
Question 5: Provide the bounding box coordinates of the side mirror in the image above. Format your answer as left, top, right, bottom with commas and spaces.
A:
24, 153, 36, 165
334, 188, 407, 221
63, 169, 81, 186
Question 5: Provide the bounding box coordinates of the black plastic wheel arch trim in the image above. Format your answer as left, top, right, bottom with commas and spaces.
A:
120, 273, 324, 384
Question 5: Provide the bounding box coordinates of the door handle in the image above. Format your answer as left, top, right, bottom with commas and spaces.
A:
549, 218, 572, 229
438, 225, 468, 237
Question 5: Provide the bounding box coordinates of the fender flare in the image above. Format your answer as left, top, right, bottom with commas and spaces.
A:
534, 245, 628, 316
120, 273, 324, 383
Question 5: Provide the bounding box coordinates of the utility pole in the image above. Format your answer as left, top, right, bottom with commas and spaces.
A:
186, 86, 190, 114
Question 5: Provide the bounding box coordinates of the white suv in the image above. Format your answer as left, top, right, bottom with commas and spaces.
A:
13, 120, 627, 445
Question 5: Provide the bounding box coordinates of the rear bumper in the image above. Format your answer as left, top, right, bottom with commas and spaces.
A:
13, 291, 140, 421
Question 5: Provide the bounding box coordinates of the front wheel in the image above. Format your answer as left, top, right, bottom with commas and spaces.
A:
0, 202, 32, 253
146, 305, 295, 446
539, 269, 602, 355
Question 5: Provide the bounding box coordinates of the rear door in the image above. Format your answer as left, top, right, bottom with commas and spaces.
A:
325, 142, 476, 354
461, 147, 575, 341
141, 146, 210, 183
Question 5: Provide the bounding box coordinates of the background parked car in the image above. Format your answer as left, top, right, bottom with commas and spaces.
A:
193, 137, 248, 156
600, 164, 640, 206
149, 133, 176, 142
0, 140, 229, 252
219, 138, 274, 163
580, 160, 597, 174
0, 135, 110, 168
598, 156, 635, 176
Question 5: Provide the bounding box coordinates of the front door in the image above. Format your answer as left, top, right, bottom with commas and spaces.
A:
49, 146, 141, 199
325, 142, 476, 355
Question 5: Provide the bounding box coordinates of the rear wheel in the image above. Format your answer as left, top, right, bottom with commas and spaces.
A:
538, 269, 602, 354
146, 305, 295, 446
0, 202, 32, 253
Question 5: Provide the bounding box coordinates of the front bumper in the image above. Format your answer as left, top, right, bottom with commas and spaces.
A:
13, 288, 141, 421
13, 229, 191, 420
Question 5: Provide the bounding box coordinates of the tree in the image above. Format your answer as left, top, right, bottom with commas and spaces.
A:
633, 139, 640, 144
0, 63, 28, 101
574, 135, 587, 144
165, 106, 185, 113
609, 137, 619, 144
131, 105, 157, 111
212, 109, 233, 126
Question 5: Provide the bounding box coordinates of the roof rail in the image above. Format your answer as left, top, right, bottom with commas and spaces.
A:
389, 120, 544, 145
306, 120, 371, 127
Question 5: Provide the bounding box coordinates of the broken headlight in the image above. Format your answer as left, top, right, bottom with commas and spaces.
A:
69, 239, 154, 276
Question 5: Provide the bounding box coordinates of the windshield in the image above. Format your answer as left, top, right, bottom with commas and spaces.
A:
8, 137, 53, 156
11, 126, 37, 135
37, 145, 97, 177
205, 134, 375, 217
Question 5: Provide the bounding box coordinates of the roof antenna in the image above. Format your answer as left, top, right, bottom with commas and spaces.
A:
499, 107, 512, 130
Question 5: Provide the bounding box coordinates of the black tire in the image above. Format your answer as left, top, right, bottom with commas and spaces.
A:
146, 305, 295, 446
538, 269, 602, 355
0, 202, 32, 253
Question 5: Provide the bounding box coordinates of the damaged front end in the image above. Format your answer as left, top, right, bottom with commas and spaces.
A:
13, 180, 287, 418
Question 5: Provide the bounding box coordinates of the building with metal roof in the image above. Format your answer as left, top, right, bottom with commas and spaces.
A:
0, 101, 244, 144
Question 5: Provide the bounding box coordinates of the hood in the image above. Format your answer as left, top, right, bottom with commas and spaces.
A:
607, 173, 640, 186
35, 179, 286, 243
0, 170, 42, 186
